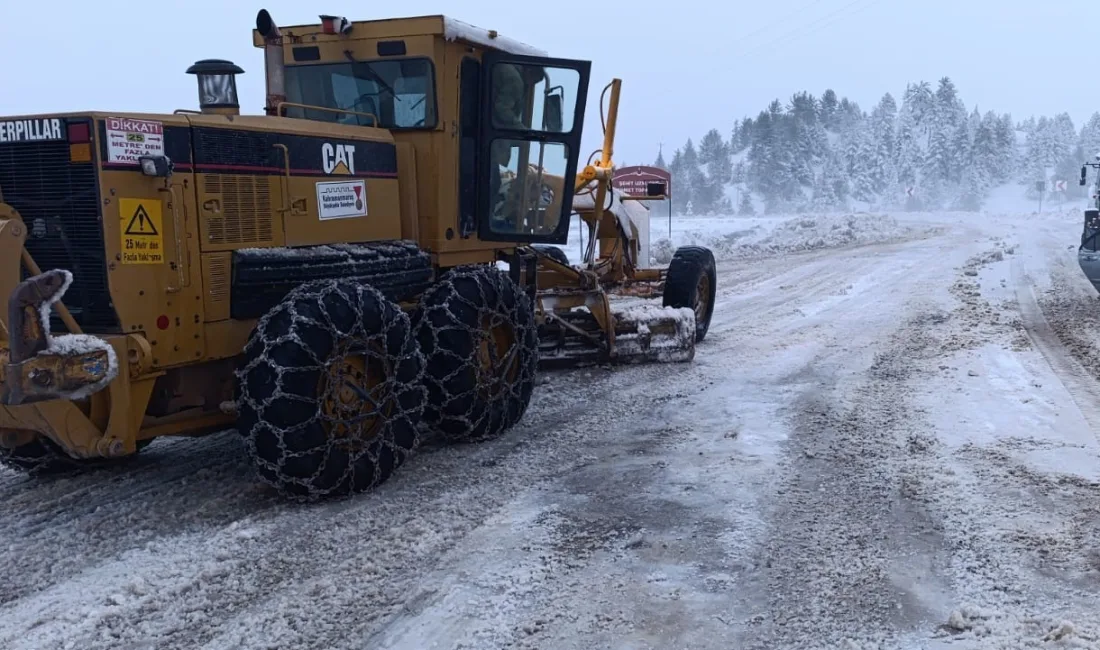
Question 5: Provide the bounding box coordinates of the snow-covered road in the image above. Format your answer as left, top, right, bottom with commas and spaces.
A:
4, 208, 1100, 649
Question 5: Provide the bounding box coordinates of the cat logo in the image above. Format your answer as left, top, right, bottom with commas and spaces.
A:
321, 142, 356, 175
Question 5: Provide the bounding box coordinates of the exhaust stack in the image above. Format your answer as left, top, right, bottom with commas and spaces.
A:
256, 9, 286, 116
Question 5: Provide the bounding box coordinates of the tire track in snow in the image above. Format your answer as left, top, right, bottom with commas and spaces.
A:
1011, 257, 1100, 441
729, 309, 952, 650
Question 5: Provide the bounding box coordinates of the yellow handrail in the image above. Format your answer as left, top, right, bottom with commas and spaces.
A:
275, 102, 379, 127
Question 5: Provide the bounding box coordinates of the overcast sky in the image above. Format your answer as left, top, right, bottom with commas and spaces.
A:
1, 0, 1090, 165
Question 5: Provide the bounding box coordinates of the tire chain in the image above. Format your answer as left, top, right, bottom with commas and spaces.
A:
414, 265, 539, 443
0, 435, 151, 475
0, 436, 71, 474
235, 278, 426, 500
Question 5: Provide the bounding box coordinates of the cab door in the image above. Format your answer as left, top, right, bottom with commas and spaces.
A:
477, 51, 591, 245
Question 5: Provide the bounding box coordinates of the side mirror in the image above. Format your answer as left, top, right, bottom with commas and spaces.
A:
1083, 165, 1089, 186
544, 94, 563, 133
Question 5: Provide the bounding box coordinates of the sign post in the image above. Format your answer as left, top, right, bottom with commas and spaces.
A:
613, 165, 673, 237
612, 166, 672, 269
1036, 180, 1046, 213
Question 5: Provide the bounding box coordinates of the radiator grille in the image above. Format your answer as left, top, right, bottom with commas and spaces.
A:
203, 174, 273, 245
201, 252, 231, 321
0, 128, 116, 333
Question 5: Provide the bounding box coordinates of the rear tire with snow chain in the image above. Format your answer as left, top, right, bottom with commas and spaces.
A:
235, 279, 426, 501
413, 265, 538, 443
663, 246, 717, 343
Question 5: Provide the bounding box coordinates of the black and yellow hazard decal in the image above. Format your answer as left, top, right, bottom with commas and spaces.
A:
118, 198, 164, 264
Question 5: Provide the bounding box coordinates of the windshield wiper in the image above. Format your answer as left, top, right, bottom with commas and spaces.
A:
343, 50, 400, 101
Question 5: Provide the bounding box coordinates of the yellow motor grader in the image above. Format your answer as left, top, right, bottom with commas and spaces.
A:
0, 9, 717, 499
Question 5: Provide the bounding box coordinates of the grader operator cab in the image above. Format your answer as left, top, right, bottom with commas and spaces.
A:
0, 9, 717, 499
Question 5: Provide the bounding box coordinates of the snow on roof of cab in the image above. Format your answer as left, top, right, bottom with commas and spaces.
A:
442, 17, 548, 57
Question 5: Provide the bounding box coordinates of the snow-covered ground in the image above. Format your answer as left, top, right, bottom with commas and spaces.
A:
5, 206, 1100, 649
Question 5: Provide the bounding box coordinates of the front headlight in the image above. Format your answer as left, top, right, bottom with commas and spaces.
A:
138, 155, 173, 178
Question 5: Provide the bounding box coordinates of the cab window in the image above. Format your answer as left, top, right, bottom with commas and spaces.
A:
490, 63, 580, 133
284, 58, 437, 129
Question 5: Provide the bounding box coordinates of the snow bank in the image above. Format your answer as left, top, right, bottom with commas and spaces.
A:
650, 212, 918, 264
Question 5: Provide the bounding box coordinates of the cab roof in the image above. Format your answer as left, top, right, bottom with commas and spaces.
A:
252, 14, 548, 58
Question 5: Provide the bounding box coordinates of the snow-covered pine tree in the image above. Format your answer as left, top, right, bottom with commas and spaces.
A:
1079, 113, 1100, 161
924, 119, 954, 187
699, 128, 733, 186
1055, 144, 1087, 200
680, 138, 712, 213
788, 91, 827, 160
738, 191, 755, 215
903, 81, 934, 138
822, 149, 849, 209
1053, 113, 1077, 158
972, 111, 1000, 186
732, 160, 747, 185
668, 146, 691, 213
1078, 113, 1100, 187
895, 104, 923, 192
820, 89, 839, 131
746, 109, 774, 199
653, 147, 668, 170
955, 163, 986, 211
1019, 118, 1052, 190
693, 129, 727, 213
747, 100, 802, 211
870, 93, 899, 196
737, 117, 754, 152
949, 118, 972, 185
848, 122, 877, 208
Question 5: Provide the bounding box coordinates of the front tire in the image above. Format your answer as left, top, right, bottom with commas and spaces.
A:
663, 246, 717, 343
413, 265, 538, 443
235, 279, 425, 500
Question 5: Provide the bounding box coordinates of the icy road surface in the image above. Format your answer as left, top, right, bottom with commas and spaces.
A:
4, 209, 1100, 649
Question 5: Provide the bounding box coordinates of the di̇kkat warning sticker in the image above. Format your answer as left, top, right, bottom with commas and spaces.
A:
118, 198, 164, 264
316, 180, 368, 220
105, 117, 164, 165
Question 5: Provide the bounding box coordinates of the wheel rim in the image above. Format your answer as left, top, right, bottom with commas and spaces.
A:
477, 314, 520, 400
694, 273, 711, 325
319, 342, 391, 451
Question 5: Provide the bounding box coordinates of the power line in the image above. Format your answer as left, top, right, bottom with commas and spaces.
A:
734, 0, 885, 59
728, 0, 829, 48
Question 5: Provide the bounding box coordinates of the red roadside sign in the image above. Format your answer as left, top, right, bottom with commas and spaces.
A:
613, 165, 671, 197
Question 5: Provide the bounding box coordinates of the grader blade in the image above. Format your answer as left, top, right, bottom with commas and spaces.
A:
610, 305, 696, 365
536, 299, 696, 368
